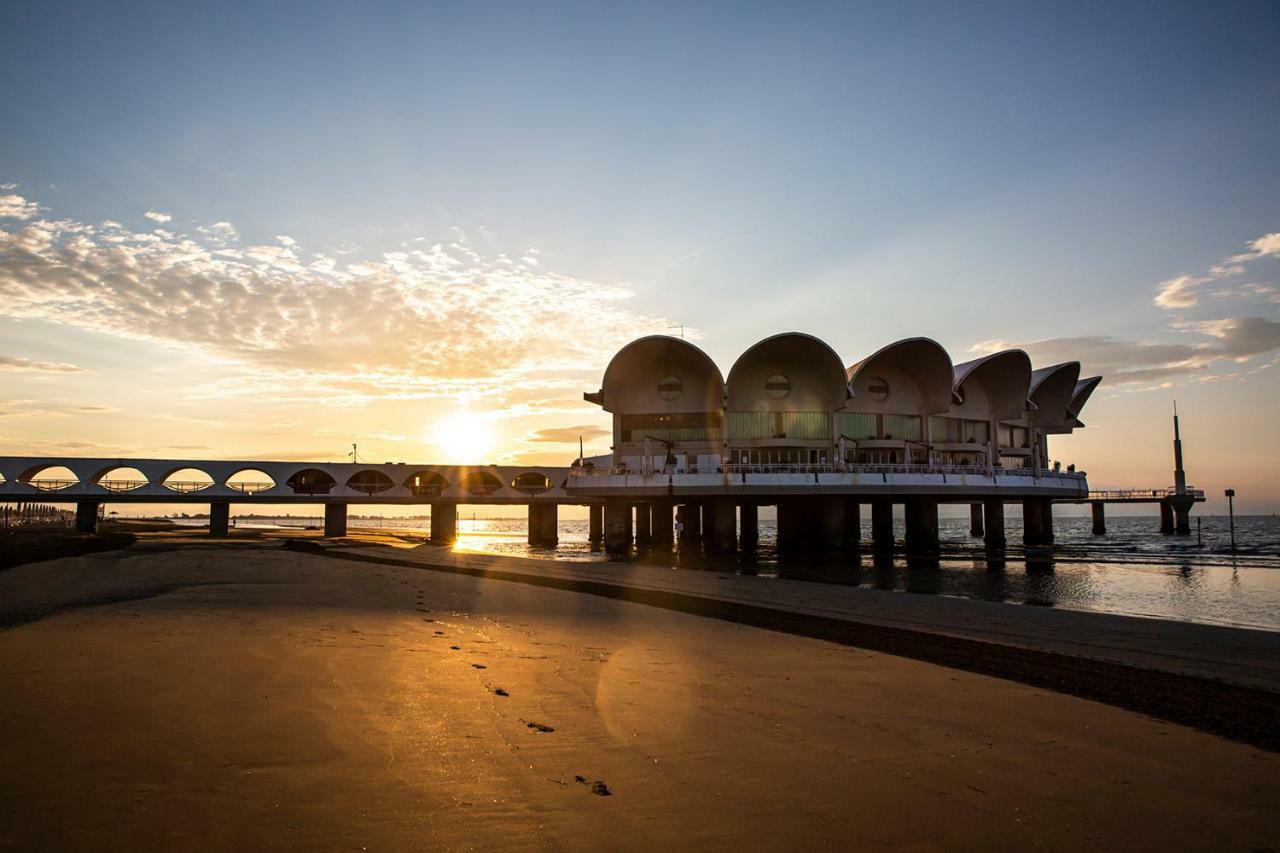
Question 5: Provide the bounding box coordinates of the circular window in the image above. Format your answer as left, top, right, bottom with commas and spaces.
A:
867, 377, 889, 402
657, 375, 682, 401
765, 374, 790, 399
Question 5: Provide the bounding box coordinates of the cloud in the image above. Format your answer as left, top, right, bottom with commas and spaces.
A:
972, 316, 1280, 385
0, 355, 86, 373
1155, 230, 1279, 309
527, 425, 610, 443
0, 194, 670, 408
143, 210, 172, 223
0, 194, 39, 220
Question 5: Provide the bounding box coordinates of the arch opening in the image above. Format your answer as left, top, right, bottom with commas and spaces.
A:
347, 469, 395, 495
162, 468, 216, 493
226, 469, 276, 495
404, 471, 447, 497
287, 468, 337, 496
512, 472, 552, 494
21, 465, 79, 491
93, 466, 149, 493
461, 470, 503, 496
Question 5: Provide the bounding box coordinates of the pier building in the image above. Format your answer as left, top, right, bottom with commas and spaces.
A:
1, 331, 1173, 556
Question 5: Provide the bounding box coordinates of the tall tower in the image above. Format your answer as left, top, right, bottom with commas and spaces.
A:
1172, 402, 1187, 495
1164, 402, 1194, 535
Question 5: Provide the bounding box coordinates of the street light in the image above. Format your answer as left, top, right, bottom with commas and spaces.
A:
1225, 488, 1236, 552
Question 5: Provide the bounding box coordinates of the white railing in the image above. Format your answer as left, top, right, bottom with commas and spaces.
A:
569, 463, 1087, 480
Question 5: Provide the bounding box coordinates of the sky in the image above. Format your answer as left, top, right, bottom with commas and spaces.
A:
1, 1, 1278, 513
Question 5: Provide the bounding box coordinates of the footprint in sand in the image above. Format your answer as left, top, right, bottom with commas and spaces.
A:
450, 645, 460, 650
471, 663, 487, 669
573, 775, 611, 796
494, 688, 509, 697
524, 721, 554, 733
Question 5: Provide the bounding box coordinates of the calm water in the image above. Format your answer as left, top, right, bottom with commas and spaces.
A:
173, 513, 1280, 632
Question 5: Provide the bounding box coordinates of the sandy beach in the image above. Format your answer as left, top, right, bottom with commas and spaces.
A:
1, 539, 1277, 852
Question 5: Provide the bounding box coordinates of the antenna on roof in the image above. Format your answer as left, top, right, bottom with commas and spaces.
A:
668, 324, 685, 339
349, 443, 361, 464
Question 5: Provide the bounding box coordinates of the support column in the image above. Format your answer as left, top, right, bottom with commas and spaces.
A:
678, 503, 701, 545
904, 496, 940, 555
983, 499, 1006, 551
709, 499, 737, 553
969, 502, 984, 537
604, 498, 632, 555
74, 501, 99, 534
588, 504, 603, 545
209, 501, 230, 537
1022, 498, 1045, 546
538, 503, 558, 546
324, 503, 347, 538
843, 499, 861, 550
1039, 498, 1055, 545
776, 499, 804, 551
650, 501, 673, 546
1159, 499, 1174, 535
739, 503, 759, 551
820, 496, 845, 550
430, 503, 457, 544
527, 503, 544, 545
634, 503, 652, 545
1173, 499, 1192, 535
871, 499, 894, 553
1091, 500, 1106, 535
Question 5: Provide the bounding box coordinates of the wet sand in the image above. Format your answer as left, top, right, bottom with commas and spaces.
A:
1, 541, 1277, 851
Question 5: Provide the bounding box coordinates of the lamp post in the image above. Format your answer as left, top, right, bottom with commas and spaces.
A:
1224, 488, 1236, 552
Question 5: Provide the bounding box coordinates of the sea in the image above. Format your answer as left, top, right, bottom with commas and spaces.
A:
170, 513, 1280, 633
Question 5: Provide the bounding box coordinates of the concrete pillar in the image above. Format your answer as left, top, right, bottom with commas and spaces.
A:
209, 502, 230, 537
604, 498, 632, 555
1159, 499, 1174, 535
74, 501, 99, 534
843, 499, 861, 550
650, 501, 673, 546
1039, 498, 1055, 545
538, 503, 558, 546
820, 496, 844, 550
1091, 500, 1106, 535
983, 499, 1006, 551
588, 504, 603, 544
634, 503, 652, 545
678, 503, 701, 544
527, 503, 544, 545
904, 497, 940, 555
324, 503, 347, 538
776, 499, 805, 551
701, 503, 715, 544
1172, 497, 1192, 535
709, 499, 737, 553
430, 503, 457, 544
969, 502, 984, 537
1022, 498, 1045, 546
739, 503, 759, 551
871, 500, 894, 553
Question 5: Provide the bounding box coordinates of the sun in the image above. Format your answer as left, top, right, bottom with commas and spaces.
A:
426, 411, 497, 463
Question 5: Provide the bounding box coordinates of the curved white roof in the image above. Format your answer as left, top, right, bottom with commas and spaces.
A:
847, 337, 954, 414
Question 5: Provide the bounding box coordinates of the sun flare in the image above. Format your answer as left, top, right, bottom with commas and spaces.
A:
426, 411, 497, 463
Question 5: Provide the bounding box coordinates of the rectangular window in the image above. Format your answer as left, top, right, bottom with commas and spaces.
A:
728, 411, 829, 440
620, 412, 720, 444
882, 414, 922, 441
836, 412, 877, 439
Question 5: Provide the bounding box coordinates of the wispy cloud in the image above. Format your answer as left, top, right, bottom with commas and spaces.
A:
1155, 231, 1280, 309
143, 209, 172, 223
0, 195, 39, 220
0, 193, 669, 409
0, 355, 86, 373
971, 316, 1280, 385
527, 425, 610, 443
